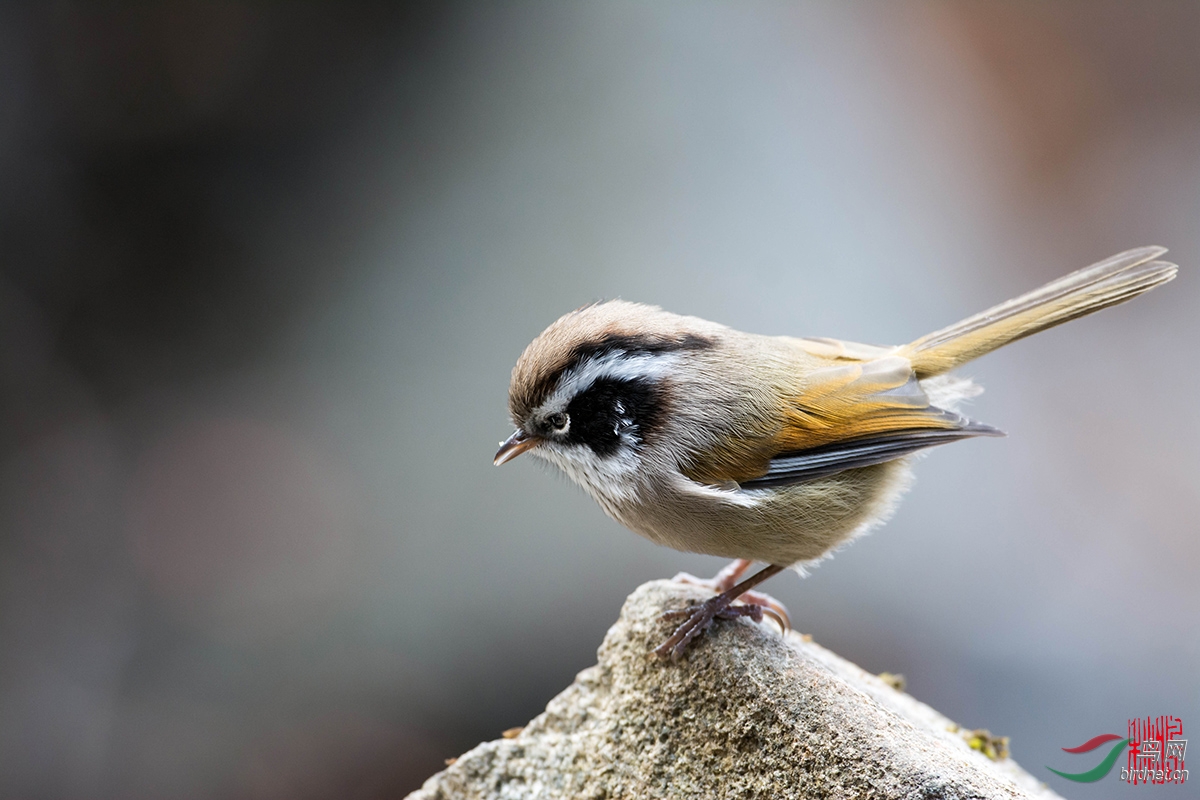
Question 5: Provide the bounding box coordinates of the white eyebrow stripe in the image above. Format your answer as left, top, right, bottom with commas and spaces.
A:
544, 350, 677, 410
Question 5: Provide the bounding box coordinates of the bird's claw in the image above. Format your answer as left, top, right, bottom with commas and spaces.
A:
671, 564, 791, 634
654, 596, 766, 661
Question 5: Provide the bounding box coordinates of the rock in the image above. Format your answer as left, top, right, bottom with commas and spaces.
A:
408, 580, 1062, 800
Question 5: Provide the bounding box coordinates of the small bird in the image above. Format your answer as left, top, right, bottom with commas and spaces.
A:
494, 247, 1176, 660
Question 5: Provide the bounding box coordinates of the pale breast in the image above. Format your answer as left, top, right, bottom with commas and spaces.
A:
615, 460, 914, 566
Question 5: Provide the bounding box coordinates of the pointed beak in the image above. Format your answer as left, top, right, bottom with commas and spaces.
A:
494, 429, 539, 466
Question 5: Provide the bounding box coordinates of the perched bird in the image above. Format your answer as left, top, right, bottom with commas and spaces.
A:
494, 247, 1176, 660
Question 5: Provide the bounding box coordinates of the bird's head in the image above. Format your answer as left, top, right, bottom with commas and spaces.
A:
495, 300, 717, 499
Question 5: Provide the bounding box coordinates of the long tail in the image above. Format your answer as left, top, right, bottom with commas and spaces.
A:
900, 246, 1177, 378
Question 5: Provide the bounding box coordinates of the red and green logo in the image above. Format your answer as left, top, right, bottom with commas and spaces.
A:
1048, 717, 1187, 785
1047, 734, 1129, 782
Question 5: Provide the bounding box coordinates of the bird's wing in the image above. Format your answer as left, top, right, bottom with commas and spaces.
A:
688, 349, 1001, 486
758, 352, 1001, 486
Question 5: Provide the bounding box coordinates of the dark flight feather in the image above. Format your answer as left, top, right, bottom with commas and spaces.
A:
738, 418, 1003, 489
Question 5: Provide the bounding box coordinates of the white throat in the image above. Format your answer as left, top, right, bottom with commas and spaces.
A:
532, 439, 646, 515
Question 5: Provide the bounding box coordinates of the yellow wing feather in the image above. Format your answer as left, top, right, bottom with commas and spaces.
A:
774, 355, 961, 452
690, 350, 970, 484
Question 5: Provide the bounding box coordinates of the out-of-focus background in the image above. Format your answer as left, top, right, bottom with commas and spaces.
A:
1, 3, 1197, 798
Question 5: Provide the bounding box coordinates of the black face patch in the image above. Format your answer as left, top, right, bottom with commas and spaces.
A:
564, 377, 660, 457
514, 331, 712, 422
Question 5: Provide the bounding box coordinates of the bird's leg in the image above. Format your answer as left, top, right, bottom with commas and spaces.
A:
709, 558, 754, 591
654, 564, 786, 661
671, 559, 791, 633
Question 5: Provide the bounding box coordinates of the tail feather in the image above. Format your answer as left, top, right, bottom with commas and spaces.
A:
901, 247, 1177, 378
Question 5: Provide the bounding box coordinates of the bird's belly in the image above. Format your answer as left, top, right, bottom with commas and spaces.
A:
617, 461, 913, 566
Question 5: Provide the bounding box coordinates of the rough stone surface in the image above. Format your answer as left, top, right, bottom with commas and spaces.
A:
409, 581, 1063, 800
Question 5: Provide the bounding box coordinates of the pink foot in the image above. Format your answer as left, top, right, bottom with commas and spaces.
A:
671, 559, 791, 633
656, 564, 789, 660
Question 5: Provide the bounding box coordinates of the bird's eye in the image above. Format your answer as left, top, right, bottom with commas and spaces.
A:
546, 412, 569, 431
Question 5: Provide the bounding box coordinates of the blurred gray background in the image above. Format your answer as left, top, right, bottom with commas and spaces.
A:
1, 3, 1197, 798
